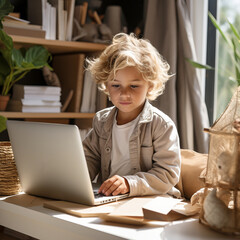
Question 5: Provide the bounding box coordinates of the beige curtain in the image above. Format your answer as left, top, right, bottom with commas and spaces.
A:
144, 0, 209, 153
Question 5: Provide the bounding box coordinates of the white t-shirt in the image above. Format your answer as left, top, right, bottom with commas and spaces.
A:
110, 114, 139, 177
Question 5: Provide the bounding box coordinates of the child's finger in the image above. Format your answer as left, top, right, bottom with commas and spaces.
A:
112, 180, 129, 196
104, 179, 121, 196
98, 176, 118, 194
98, 181, 108, 193
112, 185, 123, 196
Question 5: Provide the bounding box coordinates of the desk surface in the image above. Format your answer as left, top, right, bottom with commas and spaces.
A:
0, 194, 236, 240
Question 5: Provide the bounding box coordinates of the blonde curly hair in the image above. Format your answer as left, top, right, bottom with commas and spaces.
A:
86, 33, 171, 101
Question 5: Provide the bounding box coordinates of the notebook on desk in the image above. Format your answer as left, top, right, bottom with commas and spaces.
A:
7, 120, 129, 206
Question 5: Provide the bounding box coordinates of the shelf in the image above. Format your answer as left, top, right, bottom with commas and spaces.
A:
0, 112, 95, 119
0, 35, 103, 128
11, 35, 107, 54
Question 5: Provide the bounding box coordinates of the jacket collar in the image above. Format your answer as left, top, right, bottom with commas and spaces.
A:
139, 100, 153, 124
101, 100, 153, 132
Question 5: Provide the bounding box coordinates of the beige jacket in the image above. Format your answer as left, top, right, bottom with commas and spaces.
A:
83, 100, 181, 197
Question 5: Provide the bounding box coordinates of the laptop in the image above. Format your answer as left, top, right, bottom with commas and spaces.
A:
7, 120, 129, 206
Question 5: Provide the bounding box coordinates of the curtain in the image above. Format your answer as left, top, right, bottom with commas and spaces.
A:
144, 0, 209, 153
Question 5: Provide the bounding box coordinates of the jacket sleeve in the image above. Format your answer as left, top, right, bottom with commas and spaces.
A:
82, 116, 101, 181
124, 118, 181, 197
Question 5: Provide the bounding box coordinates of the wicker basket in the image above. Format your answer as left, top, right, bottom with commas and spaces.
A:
0, 141, 21, 195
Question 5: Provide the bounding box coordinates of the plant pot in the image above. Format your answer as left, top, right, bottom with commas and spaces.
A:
0, 95, 10, 111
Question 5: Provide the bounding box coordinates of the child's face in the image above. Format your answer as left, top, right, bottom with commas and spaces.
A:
107, 66, 150, 123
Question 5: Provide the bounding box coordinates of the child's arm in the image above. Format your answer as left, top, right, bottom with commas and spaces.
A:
124, 118, 181, 197
82, 117, 102, 181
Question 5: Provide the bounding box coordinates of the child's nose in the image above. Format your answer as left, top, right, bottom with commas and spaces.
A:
120, 88, 130, 97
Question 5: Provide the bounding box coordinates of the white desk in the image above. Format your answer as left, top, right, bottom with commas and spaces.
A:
0, 195, 236, 240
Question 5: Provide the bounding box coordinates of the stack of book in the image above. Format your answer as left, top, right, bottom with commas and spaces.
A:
80, 69, 107, 113
7, 84, 61, 113
3, 14, 46, 39
52, 53, 107, 113
28, 0, 76, 41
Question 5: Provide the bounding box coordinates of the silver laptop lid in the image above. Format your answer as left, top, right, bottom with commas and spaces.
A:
7, 120, 96, 205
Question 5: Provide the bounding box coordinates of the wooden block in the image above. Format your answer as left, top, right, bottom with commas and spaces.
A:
43, 199, 128, 217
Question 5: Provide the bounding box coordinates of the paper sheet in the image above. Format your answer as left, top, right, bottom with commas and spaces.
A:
109, 196, 156, 217
142, 196, 183, 215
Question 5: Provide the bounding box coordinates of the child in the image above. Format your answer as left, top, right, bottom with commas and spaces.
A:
83, 33, 181, 198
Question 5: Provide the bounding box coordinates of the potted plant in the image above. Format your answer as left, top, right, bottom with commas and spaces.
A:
188, 12, 240, 86
0, 0, 52, 110
187, 12, 240, 122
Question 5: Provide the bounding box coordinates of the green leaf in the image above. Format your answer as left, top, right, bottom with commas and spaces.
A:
0, 6, 52, 95
25, 45, 51, 67
232, 38, 240, 61
208, 12, 232, 47
0, 29, 13, 50
0, 54, 10, 86
0, 115, 7, 133
186, 58, 214, 70
0, 54, 10, 76
0, 0, 14, 29
228, 20, 240, 41
12, 48, 24, 67
0, 29, 13, 66
231, 38, 240, 85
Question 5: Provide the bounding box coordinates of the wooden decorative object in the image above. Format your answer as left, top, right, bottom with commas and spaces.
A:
200, 87, 240, 235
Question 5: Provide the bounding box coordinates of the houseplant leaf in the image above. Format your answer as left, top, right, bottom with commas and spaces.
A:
186, 58, 214, 70
0, 0, 14, 29
25, 45, 52, 68
232, 38, 240, 85
12, 48, 24, 67
228, 20, 240, 41
0, 0, 52, 97
0, 55, 10, 80
192, 12, 240, 87
0, 28, 13, 66
208, 12, 232, 47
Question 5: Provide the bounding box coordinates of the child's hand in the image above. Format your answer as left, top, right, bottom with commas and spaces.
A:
98, 175, 130, 196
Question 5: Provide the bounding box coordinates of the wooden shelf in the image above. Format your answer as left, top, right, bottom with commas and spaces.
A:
0, 35, 104, 129
6, 36, 105, 121
11, 35, 107, 54
0, 112, 95, 119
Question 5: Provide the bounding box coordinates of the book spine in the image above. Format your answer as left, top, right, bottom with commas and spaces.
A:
22, 106, 61, 113
21, 99, 61, 106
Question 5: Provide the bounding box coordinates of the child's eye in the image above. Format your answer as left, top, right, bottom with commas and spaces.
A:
131, 85, 139, 89
112, 84, 120, 88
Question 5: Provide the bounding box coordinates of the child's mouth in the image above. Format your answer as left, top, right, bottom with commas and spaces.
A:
119, 102, 131, 105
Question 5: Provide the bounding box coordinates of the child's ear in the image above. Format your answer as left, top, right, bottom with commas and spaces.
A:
104, 83, 111, 100
146, 83, 154, 99
148, 82, 154, 92
104, 83, 109, 93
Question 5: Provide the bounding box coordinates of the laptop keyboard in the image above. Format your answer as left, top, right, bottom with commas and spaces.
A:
94, 192, 106, 199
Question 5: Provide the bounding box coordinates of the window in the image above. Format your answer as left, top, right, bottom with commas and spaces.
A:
214, 0, 240, 120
